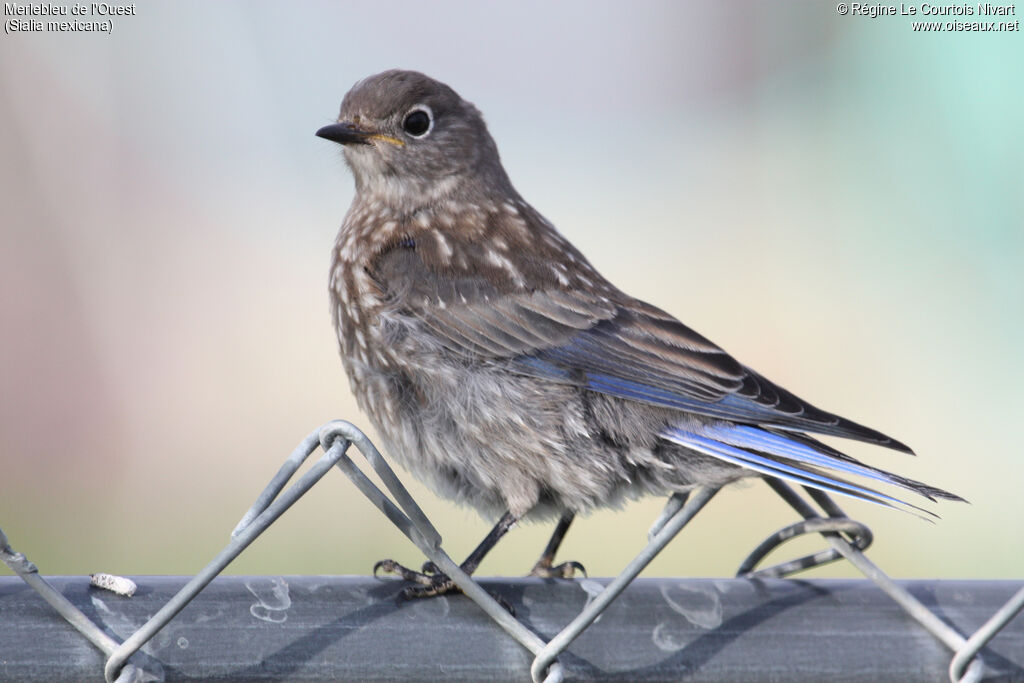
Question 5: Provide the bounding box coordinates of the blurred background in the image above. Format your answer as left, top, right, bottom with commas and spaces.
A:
2, 1, 1021, 582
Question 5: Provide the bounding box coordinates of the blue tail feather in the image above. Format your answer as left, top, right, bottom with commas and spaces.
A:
660, 425, 934, 516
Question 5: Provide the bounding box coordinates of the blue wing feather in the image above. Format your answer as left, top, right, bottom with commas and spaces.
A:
511, 311, 914, 452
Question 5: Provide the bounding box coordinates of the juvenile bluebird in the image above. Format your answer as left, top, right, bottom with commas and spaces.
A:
317, 70, 962, 598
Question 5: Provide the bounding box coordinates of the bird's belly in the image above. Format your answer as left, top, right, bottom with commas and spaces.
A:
344, 346, 704, 519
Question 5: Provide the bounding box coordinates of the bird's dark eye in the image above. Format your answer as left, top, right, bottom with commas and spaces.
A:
402, 108, 432, 137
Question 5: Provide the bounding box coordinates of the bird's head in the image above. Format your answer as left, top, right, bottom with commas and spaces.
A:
318, 70, 511, 208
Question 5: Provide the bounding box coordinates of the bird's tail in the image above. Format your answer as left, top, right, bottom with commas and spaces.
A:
661, 423, 965, 517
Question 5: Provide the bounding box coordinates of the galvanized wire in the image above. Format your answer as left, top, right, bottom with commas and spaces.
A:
530, 488, 718, 683
315, 422, 557, 678
949, 584, 1024, 683
3, 420, 1022, 682
736, 516, 872, 578
104, 426, 341, 681
743, 478, 990, 682
0, 528, 150, 681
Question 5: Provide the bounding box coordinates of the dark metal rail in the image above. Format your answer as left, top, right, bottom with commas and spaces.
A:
1, 575, 1022, 682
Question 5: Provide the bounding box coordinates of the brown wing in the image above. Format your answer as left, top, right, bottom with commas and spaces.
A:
368, 240, 912, 452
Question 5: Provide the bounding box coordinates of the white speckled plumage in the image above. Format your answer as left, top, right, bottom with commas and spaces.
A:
321, 70, 962, 531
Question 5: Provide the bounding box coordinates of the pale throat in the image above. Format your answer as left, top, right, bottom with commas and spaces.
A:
347, 147, 469, 212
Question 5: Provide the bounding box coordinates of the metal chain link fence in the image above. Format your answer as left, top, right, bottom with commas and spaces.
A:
2, 419, 1022, 682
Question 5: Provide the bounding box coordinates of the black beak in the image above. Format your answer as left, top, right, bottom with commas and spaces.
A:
315, 122, 373, 145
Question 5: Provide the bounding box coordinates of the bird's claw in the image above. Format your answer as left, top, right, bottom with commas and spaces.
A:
398, 575, 461, 600
398, 579, 516, 615
529, 560, 587, 579
376, 559, 517, 614
373, 559, 435, 586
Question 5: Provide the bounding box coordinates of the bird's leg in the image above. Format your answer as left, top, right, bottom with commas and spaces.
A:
374, 512, 517, 601
529, 511, 587, 579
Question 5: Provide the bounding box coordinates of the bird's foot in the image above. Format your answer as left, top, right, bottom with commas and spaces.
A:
374, 558, 462, 598
373, 559, 444, 587
373, 558, 515, 613
528, 559, 587, 579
